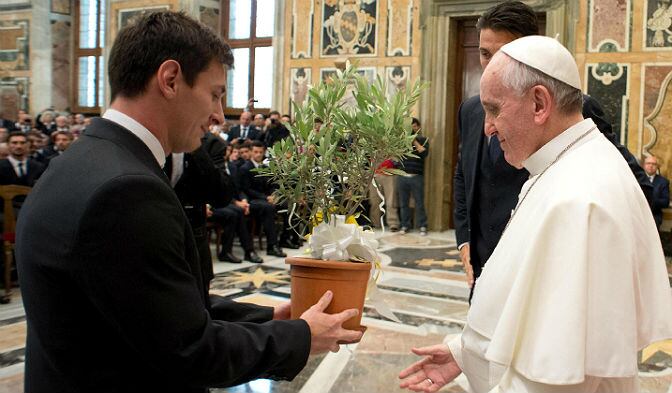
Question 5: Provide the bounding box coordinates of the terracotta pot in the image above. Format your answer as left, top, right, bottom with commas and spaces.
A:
286, 256, 371, 330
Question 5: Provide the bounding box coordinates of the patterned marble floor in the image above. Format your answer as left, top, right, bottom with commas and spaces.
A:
1, 230, 671, 393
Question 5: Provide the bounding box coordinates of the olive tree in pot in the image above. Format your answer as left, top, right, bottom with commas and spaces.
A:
256, 63, 424, 331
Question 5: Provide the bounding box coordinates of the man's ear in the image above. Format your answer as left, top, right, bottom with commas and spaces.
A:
531, 85, 552, 125
156, 60, 181, 99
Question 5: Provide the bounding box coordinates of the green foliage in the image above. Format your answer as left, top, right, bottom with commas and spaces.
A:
256, 63, 426, 231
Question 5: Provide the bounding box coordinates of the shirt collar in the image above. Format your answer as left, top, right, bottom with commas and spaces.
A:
523, 118, 597, 176
8, 156, 26, 166
102, 109, 166, 167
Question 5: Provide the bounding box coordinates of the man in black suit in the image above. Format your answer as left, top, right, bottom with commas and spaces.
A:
228, 111, 261, 143
240, 140, 289, 256
0, 132, 45, 187
453, 1, 651, 299
16, 11, 361, 393
644, 155, 670, 228
210, 142, 265, 264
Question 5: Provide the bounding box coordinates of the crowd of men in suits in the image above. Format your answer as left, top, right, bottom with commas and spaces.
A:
0, 109, 86, 189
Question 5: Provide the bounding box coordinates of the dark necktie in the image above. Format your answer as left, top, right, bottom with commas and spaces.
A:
17, 162, 25, 177
489, 136, 501, 163
241, 127, 248, 139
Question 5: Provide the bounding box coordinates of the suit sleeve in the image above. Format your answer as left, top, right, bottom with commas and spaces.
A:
72, 175, 310, 388
654, 177, 670, 211
453, 102, 470, 246
209, 295, 274, 323
582, 95, 653, 203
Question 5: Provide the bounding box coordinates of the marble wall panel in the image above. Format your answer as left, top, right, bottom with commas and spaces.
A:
51, 20, 70, 111
199, 6, 219, 33
291, 0, 313, 59
117, 5, 169, 31
588, 0, 629, 52
321, 0, 378, 57
643, 65, 672, 175
0, 77, 29, 117
386, 0, 412, 56
586, 63, 629, 143
51, 0, 71, 15
0, 20, 29, 72
385, 65, 409, 98
290, 67, 311, 107
644, 0, 672, 49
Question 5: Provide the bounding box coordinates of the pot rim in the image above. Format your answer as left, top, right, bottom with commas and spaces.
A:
285, 256, 372, 271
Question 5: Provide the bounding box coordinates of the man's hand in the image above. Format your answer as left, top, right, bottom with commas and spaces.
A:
399, 344, 462, 392
234, 199, 250, 215
459, 244, 474, 288
272, 301, 291, 320
300, 291, 363, 354
267, 195, 276, 204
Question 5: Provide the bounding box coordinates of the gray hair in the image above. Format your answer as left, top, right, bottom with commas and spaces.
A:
500, 54, 583, 114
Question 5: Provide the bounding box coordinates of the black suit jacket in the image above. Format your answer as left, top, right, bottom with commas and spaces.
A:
240, 160, 272, 201
0, 158, 45, 186
453, 94, 650, 274
16, 118, 310, 393
651, 174, 670, 226
229, 124, 261, 141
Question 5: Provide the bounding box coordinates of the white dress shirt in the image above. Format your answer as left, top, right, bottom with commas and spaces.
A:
102, 109, 166, 168
7, 156, 28, 177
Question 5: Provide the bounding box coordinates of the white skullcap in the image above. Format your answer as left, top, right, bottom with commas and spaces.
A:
499, 35, 581, 90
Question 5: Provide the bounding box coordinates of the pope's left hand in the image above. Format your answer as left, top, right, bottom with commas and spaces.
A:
273, 301, 292, 320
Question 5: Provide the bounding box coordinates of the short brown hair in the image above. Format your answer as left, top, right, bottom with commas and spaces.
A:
108, 11, 234, 101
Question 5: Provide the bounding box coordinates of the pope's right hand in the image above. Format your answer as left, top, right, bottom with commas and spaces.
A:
459, 244, 474, 288
398, 344, 462, 392
300, 291, 363, 354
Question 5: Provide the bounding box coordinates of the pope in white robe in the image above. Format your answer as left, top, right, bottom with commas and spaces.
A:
399, 36, 672, 393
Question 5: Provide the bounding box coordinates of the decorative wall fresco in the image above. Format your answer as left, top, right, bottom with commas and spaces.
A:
587, 0, 629, 52
51, 20, 71, 111
586, 63, 629, 144
118, 5, 169, 31
290, 67, 311, 107
386, 0, 412, 56
291, 0, 313, 59
51, 0, 71, 15
320, 66, 377, 108
642, 65, 672, 173
0, 77, 29, 117
645, 0, 672, 49
199, 6, 219, 33
321, 0, 377, 56
0, 20, 29, 72
385, 65, 409, 98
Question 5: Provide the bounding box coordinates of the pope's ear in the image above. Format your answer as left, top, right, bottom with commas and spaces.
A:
531, 84, 552, 125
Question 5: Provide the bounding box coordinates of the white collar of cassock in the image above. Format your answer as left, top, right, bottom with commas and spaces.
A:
522, 118, 597, 176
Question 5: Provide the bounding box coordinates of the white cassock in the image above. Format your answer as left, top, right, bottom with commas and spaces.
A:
447, 118, 672, 392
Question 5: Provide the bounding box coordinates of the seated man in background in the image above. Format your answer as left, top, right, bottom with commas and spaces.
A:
240, 140, 288, 257
229, 111, 261, 144
644, 155, 670, 228
210, 142, 264, 264
0, 132, 45, 187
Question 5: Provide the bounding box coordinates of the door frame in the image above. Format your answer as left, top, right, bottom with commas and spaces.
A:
418, 0, 579, 231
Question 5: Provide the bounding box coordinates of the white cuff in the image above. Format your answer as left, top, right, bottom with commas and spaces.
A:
458, 242, 469, 251
444, 333, 464, 371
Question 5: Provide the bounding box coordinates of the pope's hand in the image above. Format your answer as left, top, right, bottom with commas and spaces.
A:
459, 244, 474, 288
398, 344, 462, 392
